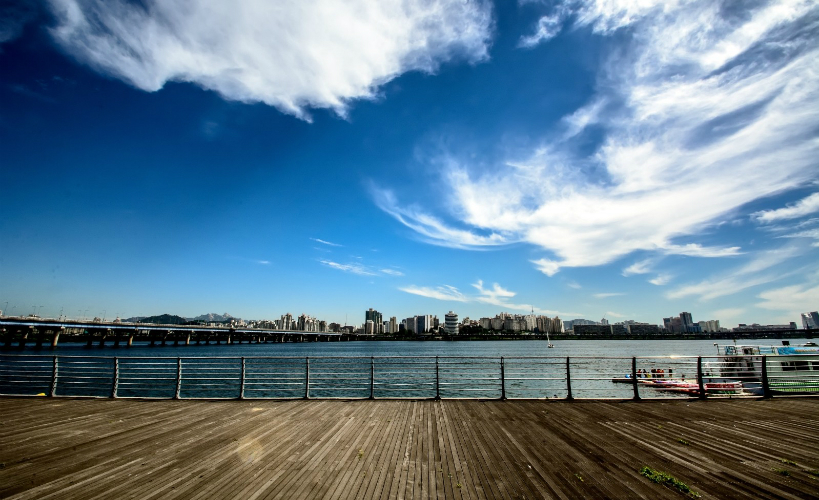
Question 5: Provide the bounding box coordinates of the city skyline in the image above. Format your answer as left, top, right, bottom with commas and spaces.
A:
1, 1, 818, 327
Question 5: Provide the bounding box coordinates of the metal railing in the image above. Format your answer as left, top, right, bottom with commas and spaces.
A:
1, 354, 817, 400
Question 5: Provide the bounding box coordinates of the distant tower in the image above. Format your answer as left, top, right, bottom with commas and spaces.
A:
445, 311, 459, 335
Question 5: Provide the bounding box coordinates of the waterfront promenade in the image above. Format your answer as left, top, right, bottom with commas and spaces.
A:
1, 398, 818, 499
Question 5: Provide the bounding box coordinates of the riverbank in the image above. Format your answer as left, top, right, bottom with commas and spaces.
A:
1, 398, 817, 498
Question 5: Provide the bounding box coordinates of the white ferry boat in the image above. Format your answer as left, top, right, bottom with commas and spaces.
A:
717, 342, 819, 394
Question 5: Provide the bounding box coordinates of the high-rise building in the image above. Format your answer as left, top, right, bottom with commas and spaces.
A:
802, 311, 819, 329
445, 311, 459, 335
365, 308, 382, 325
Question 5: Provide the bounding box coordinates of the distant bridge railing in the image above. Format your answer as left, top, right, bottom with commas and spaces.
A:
1, 355, 817, 400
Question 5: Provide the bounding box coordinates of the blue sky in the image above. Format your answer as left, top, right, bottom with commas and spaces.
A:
1, 0, 818, 327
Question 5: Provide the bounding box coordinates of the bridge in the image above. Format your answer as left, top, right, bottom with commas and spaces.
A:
0, 317, 349, 348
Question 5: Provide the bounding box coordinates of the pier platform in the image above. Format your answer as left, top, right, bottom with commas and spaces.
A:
1, 398, 817, 499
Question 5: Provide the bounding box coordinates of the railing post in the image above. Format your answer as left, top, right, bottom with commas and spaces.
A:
435, 356, 440, 400
239, 357, 246, 400
110, 357, 119, 398
697, 356, 706, 400
304, 357, 310, 399
174, 357, 182, 400
631, 357, 640, 401
369, 356, 375, 400
761, 355, 772, 399
566, 356, 573, 400
500, 357, 506, 400
49, 355, 58, 397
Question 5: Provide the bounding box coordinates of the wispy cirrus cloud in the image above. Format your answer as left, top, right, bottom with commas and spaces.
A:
47, 0, 493, 120
311, 238, 343, 247
648, 274, 671, 286
666, 246, 803, 301
622, 259, 653, 276
756, 281, 819, 315
400, 280, 579, 315
400, 285, 468, 302
593, 292, 624, 299
753, 192, 819, 223
375, 0, 819, 276
320, 260, 377, 276
779, 228, 819, 247
320, 260, 404, 277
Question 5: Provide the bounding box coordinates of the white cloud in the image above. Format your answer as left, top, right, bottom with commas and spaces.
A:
47, 0, 493, 119
311, 238, 343, 247
372, 188, 509, 249
380, 268, 405, 276
593, 292, 624, 298
256, 260, 271, 265
567, 281, 582, 289
659, 244, 742, 258
622, 259, 653, 276
519, 11, 565, 48
400, 279, 579, 315
666, 246, 802, 301
531, 258, 561, 276
399, 285, 468, 302
472, 280, 570, 315
320, 260, 377, 276
648, 274, 671, 286
375, 0, 819, 273
757, 282, 819, 314
753, 192, 819, 223
605, 311, 626, 318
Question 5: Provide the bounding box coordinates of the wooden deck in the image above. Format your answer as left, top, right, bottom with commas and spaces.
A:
1, 398, 818, 499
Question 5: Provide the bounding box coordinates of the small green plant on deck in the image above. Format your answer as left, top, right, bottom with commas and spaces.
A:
640, 466, 701, 498
678, 438, 690, 446
780, 459, 797, 466
574, 473, 584, 482
806, 469, 819, 477
773, 468, 790, 476
357, 449, 364, 460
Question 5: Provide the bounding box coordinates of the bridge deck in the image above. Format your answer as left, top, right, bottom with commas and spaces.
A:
1, 398, 818, 499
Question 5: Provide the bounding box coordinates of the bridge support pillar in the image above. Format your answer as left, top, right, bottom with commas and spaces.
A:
161, 336, 167, 346
51, 329, 62, 348
113, 335, 120, 348
185, 333, 191, 345
35, 330, 44, 349
127, 333, 134, 347
227, 335, 232, 345
18, 328, 30, 349
86, 334, 93, 347
99, 330, 108, 347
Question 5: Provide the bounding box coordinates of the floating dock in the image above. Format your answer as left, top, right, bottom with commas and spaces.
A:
1, 398, 818, 499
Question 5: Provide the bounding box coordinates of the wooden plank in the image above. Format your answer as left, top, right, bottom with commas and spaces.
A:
1, 398, 819, 499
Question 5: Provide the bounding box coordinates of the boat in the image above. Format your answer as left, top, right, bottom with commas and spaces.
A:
716, 342, 819, 395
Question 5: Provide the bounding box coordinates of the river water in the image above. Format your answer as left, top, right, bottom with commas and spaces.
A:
36, 337, 813, 358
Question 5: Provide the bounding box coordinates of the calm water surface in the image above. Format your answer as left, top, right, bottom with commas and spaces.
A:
40, 338, 812, 358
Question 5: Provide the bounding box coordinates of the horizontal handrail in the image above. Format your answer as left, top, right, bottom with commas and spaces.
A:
1, 354, 818, 400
